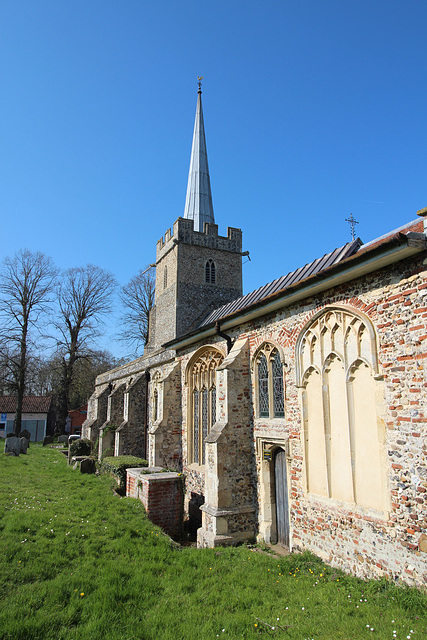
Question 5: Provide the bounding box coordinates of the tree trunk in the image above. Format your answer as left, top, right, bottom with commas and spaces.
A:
55, 343, 78, 435
14, 317, 28, 435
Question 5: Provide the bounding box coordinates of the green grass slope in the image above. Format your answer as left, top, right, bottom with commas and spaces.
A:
0, 444, 426, 640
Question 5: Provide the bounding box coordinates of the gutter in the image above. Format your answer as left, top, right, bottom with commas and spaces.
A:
164, 232, 426, 352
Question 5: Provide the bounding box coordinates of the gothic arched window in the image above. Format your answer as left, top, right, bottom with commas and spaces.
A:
205, 259, 216, 284
297, 308, 385, 511
255, 344, 285, 419
187, 347, 224, 464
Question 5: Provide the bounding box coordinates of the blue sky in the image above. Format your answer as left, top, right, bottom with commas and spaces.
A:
1, 1, 426, 357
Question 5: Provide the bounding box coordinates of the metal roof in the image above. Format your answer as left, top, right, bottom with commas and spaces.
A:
199, 238, 363, 327
183, 86, 215, 232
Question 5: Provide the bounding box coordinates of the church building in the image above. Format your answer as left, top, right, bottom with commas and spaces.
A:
83, 84, 427, 586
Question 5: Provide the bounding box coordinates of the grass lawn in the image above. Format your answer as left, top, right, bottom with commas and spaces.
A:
0, 444, 426, 640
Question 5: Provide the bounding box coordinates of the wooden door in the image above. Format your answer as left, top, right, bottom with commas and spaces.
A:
274, 449, 289, 547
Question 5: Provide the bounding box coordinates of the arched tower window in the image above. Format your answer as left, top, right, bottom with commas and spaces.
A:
254, 344, 285, 419
163, 266, 168, 289
297, 307, 385, 511
187, 347, 224, 464
205, 259, 216, 284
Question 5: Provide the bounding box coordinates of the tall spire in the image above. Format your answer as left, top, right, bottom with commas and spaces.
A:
183, 78, 215, 232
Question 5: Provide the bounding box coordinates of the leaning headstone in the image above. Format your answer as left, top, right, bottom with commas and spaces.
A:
20, 437, 29, 454
80, 457, 96, 474
58, 435, 68, 444
5, 437, 21, 456
43, 436, 54, 447
19, 429, 31, 442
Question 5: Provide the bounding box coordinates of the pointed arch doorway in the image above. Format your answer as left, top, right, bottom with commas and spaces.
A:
274, 448, 290, 547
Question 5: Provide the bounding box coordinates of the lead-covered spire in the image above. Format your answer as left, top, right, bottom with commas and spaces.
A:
183, 78, 215, 232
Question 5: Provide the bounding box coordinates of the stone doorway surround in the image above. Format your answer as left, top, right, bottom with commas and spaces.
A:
256, 436, 292, 549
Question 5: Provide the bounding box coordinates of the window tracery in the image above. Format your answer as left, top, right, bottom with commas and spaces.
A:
187, 347, 224, 464
298, 308, 385, 511
254, 344, 285, 419
205, 259, 216, 284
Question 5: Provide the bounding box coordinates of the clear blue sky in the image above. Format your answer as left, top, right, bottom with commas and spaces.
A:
1, 1, 426, 357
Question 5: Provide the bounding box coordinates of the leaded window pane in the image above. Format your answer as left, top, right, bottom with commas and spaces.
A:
210, 261, 216, 283
193, 390, 199, 464
211, 386, 216, 428
258, 353, 269, 417
272, 350, 285, 417
202, 388, 208, 464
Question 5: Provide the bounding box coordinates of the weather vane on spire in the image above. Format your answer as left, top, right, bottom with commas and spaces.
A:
197, 76, 204, 91
345, 213, 359, 241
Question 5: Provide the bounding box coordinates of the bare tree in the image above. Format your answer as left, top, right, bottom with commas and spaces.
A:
54, 265, 116, 433
0, 250, 57, 434
119, 266, 156, 354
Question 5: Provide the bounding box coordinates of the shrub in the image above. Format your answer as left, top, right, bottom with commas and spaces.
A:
100, 455, 148, 491
69, 438, 92, 458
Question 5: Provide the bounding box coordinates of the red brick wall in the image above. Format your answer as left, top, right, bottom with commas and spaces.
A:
126, 469, 183, 539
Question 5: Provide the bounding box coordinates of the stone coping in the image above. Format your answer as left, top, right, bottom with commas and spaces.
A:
126, 467, 182, 481
200, 503, 256, 517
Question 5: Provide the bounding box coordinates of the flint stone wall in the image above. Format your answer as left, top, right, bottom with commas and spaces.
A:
148, 362, 182, 470
242, 252, 426, 585
115, 374, 147, 458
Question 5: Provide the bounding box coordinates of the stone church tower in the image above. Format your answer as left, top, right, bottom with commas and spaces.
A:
147, 84, 243, 349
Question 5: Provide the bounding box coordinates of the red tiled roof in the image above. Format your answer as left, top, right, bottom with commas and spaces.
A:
0, 396, 51, 414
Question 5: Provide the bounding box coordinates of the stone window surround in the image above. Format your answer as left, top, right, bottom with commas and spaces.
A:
296, 305, 388, 514
151, 371, 162, 425
185, 345, 225, 466
251, 341, 287, 421
205, 259, 216, 284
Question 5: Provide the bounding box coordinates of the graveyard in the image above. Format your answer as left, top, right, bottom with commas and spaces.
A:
1, 441, 426, 640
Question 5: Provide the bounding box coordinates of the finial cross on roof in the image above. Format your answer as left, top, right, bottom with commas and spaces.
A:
345, 213, 359, 240
197, 76, 203, 91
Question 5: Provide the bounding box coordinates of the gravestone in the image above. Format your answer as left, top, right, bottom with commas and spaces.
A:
5, 437, 20, 456
58, 435, 68, 444
80, 457, 96, 474
19, 429, 31, 442
20, 437, 29, 454
43, 436, 54, 446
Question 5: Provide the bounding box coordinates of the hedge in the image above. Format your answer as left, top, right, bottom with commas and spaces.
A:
100, 455, 148, 490
69, 438, 92, 458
